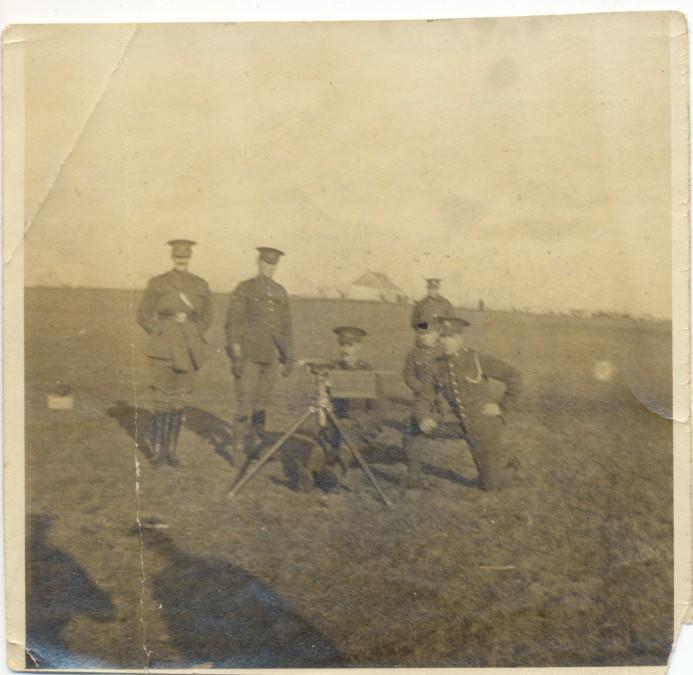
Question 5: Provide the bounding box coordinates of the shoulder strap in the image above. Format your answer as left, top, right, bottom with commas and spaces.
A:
178, 292, 194, 310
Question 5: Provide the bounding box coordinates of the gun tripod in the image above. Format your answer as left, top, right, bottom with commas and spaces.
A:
228, 370, 392, 507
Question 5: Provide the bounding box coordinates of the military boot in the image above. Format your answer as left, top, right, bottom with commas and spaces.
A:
233, 416, 249, 456
402, 435, 425, 488
246, 409, 266, 459
150, 411, 166, 467
250, 409, 266, 441
167, 411, 183, 467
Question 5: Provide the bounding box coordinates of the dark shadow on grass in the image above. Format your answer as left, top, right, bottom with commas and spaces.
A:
421, 462, 479, 488
232, 431, 320, 494
106, 400, 153, 459
134, 525, 346, 668
182, 407, 235, 466
362, 442, 408, 465
26, 514, 115, 670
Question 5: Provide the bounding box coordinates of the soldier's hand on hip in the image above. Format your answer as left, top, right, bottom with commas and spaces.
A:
419, 418, 438, 433
481, 402, 502, 417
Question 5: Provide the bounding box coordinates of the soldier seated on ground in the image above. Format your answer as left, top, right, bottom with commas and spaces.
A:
291, 326, 380, 493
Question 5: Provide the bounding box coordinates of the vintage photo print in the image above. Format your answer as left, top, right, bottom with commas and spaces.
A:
2, 12, 690, 672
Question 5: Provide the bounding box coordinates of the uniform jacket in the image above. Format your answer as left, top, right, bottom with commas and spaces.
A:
402, 344, 442, 395
224, 276, 293, 365
136, 270, 212, 371
409, 295, 455, 328
414, 349, 522, 426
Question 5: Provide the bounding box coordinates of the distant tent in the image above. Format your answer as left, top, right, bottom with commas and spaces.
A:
348, 271, 408, 303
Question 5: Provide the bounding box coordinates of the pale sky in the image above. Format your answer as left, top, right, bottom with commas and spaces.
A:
22, 14, 673, 317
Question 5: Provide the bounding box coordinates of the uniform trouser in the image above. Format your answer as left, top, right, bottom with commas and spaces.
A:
148, 357, 194, 461
148, 357, 195, 410
317, 417, 358, 472
408, 415, 506, 490
233, 360, 279, 438
464, 415, 505, 491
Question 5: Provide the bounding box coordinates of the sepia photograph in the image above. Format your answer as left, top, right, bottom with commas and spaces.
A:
2, 10, 690, 671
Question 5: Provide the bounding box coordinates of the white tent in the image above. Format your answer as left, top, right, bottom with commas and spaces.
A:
348, 271, 408, 303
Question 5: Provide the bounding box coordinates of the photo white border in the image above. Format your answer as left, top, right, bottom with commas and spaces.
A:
1, 2, 690, 674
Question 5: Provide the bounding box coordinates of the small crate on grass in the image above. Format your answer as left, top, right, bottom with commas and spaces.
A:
47, 383, 74, 410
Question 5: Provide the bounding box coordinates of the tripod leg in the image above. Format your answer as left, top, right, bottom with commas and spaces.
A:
325, 409, 393, 508
228, 408, 313, 498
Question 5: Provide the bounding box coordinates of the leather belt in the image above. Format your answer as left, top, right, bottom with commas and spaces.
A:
158, 312, 189, 323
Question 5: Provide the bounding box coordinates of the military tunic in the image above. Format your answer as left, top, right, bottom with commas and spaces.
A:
402, 343, 444, 466
224, 275, 294, 435
136, 270, 213, 409
402, 344, 442, 396
409, 295, 455, 329
412, 349, 522, 490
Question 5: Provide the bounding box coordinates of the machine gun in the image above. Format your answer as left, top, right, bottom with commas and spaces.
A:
227, 357, 391, 507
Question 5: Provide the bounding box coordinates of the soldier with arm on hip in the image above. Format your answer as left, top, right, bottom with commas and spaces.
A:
224, 246, 294, 457
136, 239, 213, 467
410, 315, 523, 491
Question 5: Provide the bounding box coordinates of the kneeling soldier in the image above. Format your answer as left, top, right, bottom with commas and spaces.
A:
411, 315, 522, 490
402, 320, 442, 486
403, 320, 441, 396
136, 240, 213, 466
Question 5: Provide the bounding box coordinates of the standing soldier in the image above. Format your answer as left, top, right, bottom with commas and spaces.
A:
410, 315, 522, 490
225, 247, 294, 456
136, 239, 213, 466
410, 278, 455, 330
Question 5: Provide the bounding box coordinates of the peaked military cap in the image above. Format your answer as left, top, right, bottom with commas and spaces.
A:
437, 315, 471, 334
167, 239, 196, 258
426, 278, 442, 288
333, 326, 367, 344
257, 246, 285, 264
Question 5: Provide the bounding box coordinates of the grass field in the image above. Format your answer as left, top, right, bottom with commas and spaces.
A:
24, 287, 673, 668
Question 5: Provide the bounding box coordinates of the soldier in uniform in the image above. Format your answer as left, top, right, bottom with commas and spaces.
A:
403, 320, 442, 396
409, 278, 455, 330
136, 239, 213, 466
410, 315, 523, 491
224, 246, 293, 456
402, 319, 442, 486
293, 326, 379, 492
